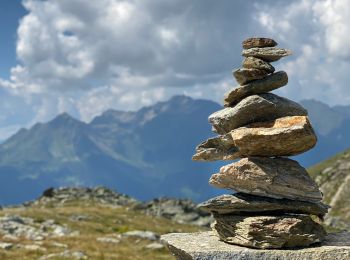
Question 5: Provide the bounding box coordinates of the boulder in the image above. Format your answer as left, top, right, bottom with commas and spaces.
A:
242, 47, 292, 62
198, 193, 329, 218
242, 37, 277, 49
209, 157, 322, 202
212, 215, 326, 249
193, 116, 316, 161
161, 231, 350, 260
242, 56, 275, 73
224, 71, 288, 106
232, 68, 268, 85
209, 93, 307, 134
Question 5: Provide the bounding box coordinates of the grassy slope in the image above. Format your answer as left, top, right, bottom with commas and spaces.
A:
308, 148, 350, 227
0, 201, 207, 259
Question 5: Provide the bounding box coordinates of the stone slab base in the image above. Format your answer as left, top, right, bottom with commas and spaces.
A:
161, 231, 350, 260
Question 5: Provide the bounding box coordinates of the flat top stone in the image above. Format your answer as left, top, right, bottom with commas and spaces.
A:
161, 231, 350, 260
242, 38, 277, 49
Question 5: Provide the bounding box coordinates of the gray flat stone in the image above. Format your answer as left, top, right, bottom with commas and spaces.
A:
209, 93, 307, 135
212, 214, 326, 249
198, 193, 329, 218
161, 231, 350, 260
224, 71, 288, 106
242, 47, 292, 62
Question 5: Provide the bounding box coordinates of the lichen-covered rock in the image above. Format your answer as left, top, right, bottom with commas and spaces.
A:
198, 193, 329, 218
193, 116, 316, 161
209, 93, 307, 134
224, 71, 288, 106
242, 56, 275, 73
209, 157, 322, 202
161, 231, 350, 260
242, 37, 277, 49
232, 68, 268, 85
212, 215, 326, 249
242, 47, 292, 62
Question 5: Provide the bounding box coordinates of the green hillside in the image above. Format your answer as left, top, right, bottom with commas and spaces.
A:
308, 148, 350, 230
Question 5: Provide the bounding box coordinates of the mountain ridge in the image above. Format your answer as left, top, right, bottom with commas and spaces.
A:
0, 95, 349, 205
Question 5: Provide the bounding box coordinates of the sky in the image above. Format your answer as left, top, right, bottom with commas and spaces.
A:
0, 0, 350, 140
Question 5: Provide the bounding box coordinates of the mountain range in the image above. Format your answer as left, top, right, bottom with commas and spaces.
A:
0, 95, 349, 205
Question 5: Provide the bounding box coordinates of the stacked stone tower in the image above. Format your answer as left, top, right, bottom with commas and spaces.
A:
193, 37, 329, 249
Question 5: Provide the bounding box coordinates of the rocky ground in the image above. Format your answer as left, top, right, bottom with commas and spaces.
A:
0, 187, 209, 259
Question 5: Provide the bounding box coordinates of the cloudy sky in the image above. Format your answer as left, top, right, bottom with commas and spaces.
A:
0, 0, 349, 140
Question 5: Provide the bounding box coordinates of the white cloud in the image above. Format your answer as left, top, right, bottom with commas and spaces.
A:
256, 0, 350, 106
1, 0, 350, 139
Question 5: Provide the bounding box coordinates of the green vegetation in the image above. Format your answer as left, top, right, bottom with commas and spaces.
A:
0, 201, 207, 259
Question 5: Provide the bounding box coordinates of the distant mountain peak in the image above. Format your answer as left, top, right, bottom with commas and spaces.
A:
49, 112, 83, 126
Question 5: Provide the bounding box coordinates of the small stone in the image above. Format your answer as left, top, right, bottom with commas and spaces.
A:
209, 93, 307, 134
23, 244, 47, 251
161, 231, 350, 259
194, 116, 316, 161
52, 226, 71, 237
123, 230, 159, 241
224, 71, 288, 106
242, 47, 292, 62
242, 37, 277, 49
233, 68, 269, 85
192, 132, 236, 161
242, 56, 275, 73
50, 242, 68, 248
209, 157, 322, 202
212, 214, 326, 249
0, 242, 13, 250
97, 237, 120, 244
39, 250, 87, 260
145, 242, 165, 250
198, 194, 329, 218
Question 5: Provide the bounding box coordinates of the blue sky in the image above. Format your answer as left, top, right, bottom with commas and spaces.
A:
0, 1, 26, 79
0, 0, 350, 140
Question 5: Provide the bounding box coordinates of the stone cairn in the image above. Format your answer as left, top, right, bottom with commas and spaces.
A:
193, 37, 330, 249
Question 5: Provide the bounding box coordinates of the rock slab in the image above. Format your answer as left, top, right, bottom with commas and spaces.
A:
224, 71, 288, 106
161, 231, 350, 260
198, 193, 329, 217
209, 93, 307, 134
212, 214, 326, 249
242, 47, 292, 62
209, 157, 322, 202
